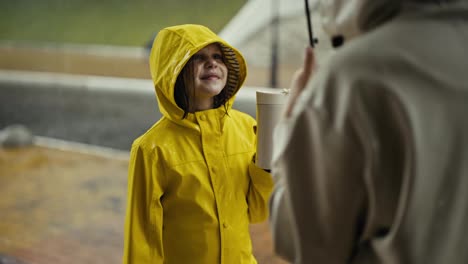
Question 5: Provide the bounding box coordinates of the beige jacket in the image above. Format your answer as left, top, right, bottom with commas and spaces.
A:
270, 3, 468, 264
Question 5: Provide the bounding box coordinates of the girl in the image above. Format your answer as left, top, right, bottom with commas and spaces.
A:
123, 24, 273, 264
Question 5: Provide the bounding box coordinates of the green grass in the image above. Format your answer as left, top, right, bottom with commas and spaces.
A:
0, 0, 247, 46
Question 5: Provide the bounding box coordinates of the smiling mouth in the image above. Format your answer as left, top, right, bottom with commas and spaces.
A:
201, 74, 220, 80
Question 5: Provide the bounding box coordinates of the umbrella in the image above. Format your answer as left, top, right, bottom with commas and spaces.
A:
304, 0, 317, 47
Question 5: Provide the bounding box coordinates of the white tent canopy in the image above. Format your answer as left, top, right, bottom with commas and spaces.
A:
219, 0, 333, 69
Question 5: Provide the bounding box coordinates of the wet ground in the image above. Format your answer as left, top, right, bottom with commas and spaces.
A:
0, 145, 128, 264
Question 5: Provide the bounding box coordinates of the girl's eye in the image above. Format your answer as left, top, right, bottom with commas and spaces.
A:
191, 54, 203, 61
191, 53, 223, 62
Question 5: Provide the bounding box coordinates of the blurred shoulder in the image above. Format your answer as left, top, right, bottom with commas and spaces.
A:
326, 17, 418, 74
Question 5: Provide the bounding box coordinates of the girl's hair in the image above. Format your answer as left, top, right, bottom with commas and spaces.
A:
174, 44, 230, 119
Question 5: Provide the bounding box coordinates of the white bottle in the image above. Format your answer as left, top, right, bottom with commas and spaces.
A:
255, 90, 288, 170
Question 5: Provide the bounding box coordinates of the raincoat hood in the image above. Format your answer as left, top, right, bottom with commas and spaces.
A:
149, 24, 247, 123
317, 0, 463, 47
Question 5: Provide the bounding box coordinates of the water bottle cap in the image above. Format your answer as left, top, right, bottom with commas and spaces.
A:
256, 90, 288, 105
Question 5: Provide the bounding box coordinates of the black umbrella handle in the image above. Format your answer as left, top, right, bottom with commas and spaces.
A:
304, 0, 317, 47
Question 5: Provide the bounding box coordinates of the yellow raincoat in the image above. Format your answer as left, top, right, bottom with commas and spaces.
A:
123, 24, 273, 264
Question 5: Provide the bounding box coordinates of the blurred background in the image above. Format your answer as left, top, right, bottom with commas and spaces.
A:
0, 0, 332, 87
0, 0, 332, 263
0, 0, 248, 80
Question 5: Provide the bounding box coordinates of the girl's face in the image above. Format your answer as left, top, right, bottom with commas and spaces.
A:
190, 43, 228, 111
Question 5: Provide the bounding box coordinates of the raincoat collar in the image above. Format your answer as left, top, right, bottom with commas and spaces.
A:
149, 24, 247, 130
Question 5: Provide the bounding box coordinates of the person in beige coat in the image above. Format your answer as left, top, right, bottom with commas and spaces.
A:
269, 0, 468, 263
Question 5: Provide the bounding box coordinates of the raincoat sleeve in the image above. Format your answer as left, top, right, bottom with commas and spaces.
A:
123, 143, 165, 263
267, 119, 299, 261
268, 172, 297, 261
270, 91, 368, 262
247, 154, 274, 223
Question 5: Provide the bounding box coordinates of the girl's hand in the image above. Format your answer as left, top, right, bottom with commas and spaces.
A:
284, 47, 316, 117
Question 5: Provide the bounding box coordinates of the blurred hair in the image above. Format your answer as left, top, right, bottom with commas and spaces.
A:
174, 61, 194, 119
